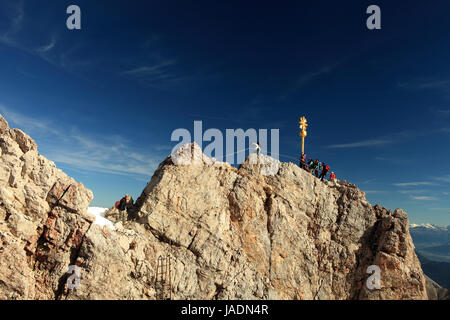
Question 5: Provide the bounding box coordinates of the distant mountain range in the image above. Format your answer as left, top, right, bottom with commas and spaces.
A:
424, 275, 450, 300
417, 253, 450, 291
410, 224, 450, 263
410, 224, 450, 292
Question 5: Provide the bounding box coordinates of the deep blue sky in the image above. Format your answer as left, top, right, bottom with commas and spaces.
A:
0, 0, 449, 226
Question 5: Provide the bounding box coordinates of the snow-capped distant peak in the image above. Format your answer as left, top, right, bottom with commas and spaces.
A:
410, 223, 445, 231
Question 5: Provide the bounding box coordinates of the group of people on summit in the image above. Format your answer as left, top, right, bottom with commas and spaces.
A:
299, 153, 336, 182
251, 141, 337, 182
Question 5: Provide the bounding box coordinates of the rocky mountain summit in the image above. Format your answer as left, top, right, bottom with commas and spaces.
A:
0, 114, 428, 300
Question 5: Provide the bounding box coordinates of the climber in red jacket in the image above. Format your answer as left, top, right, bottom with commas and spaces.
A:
329, 172, 336, 181
319, 163, 330, 181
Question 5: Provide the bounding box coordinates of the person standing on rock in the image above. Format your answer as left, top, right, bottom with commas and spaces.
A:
329, 172, 336, 182
299, 153, 307, 170
251, 141, 261, 166
307, 158, 314, 173
319, 163, 330, 181
251, 141, 261, 156
313, 159, 320, 177
117, 196, 127, 223
118, 194, 133, 223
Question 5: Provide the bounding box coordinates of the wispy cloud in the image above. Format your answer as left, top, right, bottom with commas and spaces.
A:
327, 138, 394, 149
398, 189, 430, 194
1, 105, 163, 180
0, 0, 24, 39
375, 156, 412, 165
393, 182, 436, 187
37, 36, 56, 53
49, 148, 159, 178
9, 2, 24, 35
437, 109, 450, 115
279, 63, 340, 100
0, 104, 58, 135
121, 58, 193, 89
361, 179, 376, 184
0, 0, 25, 50
0, 1, 95, 83
293, 65, 334, 87
399, 78, 450, 101
122, 59, 177, 76
326, 127, 446, 149
16, 65, 39, 79
140, 34, 164, 48
399, 79, 450, 92
433, 174, 450, 183
409, 195, 437, 201
153, 144, 173, 152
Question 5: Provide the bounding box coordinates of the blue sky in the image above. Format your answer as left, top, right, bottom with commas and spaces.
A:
0, 0, 449, 226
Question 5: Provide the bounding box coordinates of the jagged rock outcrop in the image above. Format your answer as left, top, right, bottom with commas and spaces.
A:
0, 115, 428, 300
0, 115, 93, 299
130, 151, 427, 299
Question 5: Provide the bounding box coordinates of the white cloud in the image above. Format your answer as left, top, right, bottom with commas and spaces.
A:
399, 79, 450, 95
327, 138, 394, 149
375, 156, 411, 165
122, 59, 177, 76
49, 152, 158, 177
1, 105, 163, 180
409, 196, 437, 201
393, 182, 436, 187
0, 1, 26, 54
437, 109, 450, 115
153, 144, 173, 152
434, 175, 450, 183
0, 0, 24, 39
37, 36, 56, 53
0, 2, 92, 82
398, 189, 429, 194
0, 104, 58, 135
279, 63, 341, 100
121, 58, 194, 89
326, 129, 444, 150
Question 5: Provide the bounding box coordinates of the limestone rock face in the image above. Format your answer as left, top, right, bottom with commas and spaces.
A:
131, 152, 427, 300
0, 115, 93, 299
0, 114, 428, 300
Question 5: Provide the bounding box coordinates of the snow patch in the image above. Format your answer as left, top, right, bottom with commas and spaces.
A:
87, 207, 115, 230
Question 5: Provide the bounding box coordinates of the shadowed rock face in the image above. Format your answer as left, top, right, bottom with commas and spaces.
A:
0, 115, 427, 300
